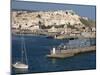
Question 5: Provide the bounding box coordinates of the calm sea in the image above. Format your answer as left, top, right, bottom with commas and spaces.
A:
11, 35, 96, 74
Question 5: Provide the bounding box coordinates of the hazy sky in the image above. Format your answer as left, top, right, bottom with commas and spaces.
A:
11, 0, 96, 20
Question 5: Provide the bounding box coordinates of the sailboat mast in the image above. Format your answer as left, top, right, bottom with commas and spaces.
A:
21, 33, 24, 63
21, 31, 28, 65
23, 35, 28, 65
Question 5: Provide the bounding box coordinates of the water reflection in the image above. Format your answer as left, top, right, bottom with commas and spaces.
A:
14, 68, 28, 74
51, 58, 57, 64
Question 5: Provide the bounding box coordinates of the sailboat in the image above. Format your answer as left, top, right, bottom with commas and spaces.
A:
13, 33, 28, 69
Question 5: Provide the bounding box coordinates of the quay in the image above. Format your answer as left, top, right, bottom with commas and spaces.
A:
54, 34, 96, 39
12, 30, 95, 40
46, 46, 96, 58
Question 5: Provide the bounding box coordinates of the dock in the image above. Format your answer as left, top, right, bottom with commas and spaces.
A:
47, 53, 74, 58
54, 34, 96, 40
46, 46, 96, 58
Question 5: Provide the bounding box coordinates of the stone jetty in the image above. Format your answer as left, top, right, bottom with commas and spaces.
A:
46, 46, 96, 58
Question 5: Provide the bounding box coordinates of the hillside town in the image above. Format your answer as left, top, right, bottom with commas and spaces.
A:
11, 10, 96, 39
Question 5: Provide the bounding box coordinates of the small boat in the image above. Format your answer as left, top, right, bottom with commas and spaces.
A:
13, 33, 28, 69
13, 62, 28, 69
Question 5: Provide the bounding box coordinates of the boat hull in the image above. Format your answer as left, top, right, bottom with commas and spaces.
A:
13, 62, 28, 69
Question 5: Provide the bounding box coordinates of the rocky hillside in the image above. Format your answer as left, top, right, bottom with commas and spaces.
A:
11, 10, 96, 38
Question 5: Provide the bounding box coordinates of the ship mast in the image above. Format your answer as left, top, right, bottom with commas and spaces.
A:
21, 31, 28, 65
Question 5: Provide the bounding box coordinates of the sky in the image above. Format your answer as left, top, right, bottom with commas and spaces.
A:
11, 0, 96, 20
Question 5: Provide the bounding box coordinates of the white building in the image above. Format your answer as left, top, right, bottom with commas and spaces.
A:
48, 26, 57, 32
30, 25, 40, 30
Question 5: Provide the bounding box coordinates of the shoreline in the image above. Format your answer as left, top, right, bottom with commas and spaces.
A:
12, 31, 96, 40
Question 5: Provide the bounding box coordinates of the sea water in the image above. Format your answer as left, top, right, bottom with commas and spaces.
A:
12, 35, 96, 74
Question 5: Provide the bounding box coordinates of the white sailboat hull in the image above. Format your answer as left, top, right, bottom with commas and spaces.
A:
13, 62, 28, 69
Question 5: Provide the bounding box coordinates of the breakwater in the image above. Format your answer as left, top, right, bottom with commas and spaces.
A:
47, 46, 96, 58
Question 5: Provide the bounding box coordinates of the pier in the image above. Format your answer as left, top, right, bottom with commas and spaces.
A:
46, 46, 96, 58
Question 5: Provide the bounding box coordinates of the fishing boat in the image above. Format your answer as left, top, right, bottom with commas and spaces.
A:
13, 33, 28, 69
